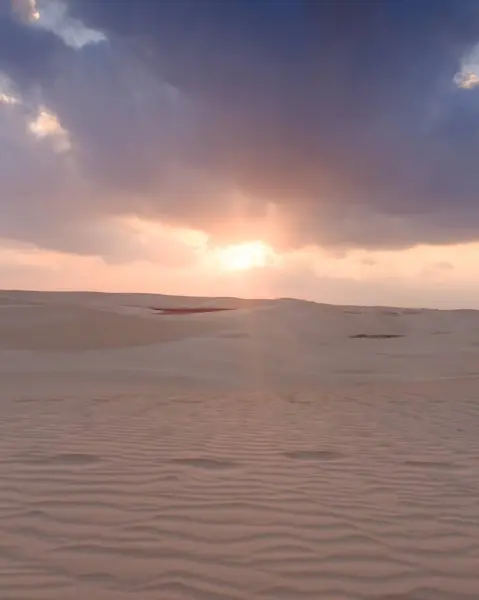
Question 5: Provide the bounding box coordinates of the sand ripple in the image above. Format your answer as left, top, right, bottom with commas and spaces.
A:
1, 380, 479, 599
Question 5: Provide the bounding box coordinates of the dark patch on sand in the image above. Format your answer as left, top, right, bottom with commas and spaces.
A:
283, 450, 344, 461
350, 334, 405, 339
169, 457, 240, 470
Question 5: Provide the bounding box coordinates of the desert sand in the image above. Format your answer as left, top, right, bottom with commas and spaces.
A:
0, 290, 478, 600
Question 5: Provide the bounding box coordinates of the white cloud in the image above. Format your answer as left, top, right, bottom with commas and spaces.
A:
0, 74, 19, 106
455, 43, 479, 89
455, 70, 479, 90
0, 74, 70, 152
0, 93, 19, 105
32, 0, 107, 49
28, 107, 71, 152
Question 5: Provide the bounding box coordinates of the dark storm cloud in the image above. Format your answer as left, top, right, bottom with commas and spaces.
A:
1, 0, 479, 255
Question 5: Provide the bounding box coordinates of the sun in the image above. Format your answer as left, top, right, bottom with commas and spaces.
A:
216, 241, 272, 271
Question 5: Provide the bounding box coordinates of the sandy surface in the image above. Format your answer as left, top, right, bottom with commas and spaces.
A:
1, 290, 478, 599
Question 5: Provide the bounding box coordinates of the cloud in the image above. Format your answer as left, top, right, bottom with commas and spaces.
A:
420, 260, 455, 279
455, 71, 479, 89
1, 0, 479, 261
11, 0, 39, 22
0, 82, 200, 265
0, 235, 479, 309
0, 91, 17, 104
28, 106, 71, 151
455, 41, 479, 88
33, 0, 106, 49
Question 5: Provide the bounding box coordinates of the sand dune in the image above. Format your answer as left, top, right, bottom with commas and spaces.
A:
1, 291, 478, 599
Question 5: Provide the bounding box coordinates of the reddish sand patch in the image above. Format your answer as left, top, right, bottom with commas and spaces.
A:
150, 307, 236, 315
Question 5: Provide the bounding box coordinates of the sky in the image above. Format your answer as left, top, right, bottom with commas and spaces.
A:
1, 0, 479, 308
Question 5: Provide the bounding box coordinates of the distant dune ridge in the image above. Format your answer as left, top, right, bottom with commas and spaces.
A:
1, 290, 478, 599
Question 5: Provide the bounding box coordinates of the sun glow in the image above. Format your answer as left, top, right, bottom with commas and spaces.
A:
216, 241, 272, 271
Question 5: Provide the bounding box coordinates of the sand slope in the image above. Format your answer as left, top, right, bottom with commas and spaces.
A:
0, 291, 478, 599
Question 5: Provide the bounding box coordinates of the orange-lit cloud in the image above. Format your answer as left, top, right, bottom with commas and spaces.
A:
12, 0, 39, 22
28, 108, 71, 152
1, 235, 479, 309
